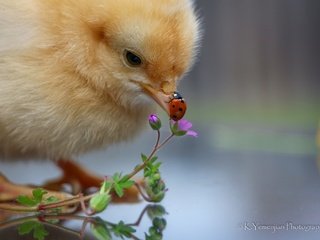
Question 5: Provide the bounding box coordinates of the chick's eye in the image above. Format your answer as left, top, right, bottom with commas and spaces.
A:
125, 50, 142, 67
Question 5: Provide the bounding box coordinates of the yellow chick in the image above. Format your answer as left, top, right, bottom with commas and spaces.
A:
0, 0, 200, 199
0, 0, 200, 160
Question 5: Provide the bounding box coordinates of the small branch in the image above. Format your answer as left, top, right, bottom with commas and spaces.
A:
3, 122, 175, 215
0, 203, 37, 213
154, 130, 160, 149
156, 133, 174, 150
125, 132, 174, 180
79, 193, 94, 216
134, 183, 153, 202
40, 193, 94, 211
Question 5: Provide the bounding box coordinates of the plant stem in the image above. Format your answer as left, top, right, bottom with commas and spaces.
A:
39, 194, 80, 209
42, 131, 174, 212
125, 132, 173, 180
40, 193, 94, 211
3, 128, 175, 214
156, 133, 174, 150
154, 130, 160, 149
0, 203, 37, 212
134, 183, 153, 202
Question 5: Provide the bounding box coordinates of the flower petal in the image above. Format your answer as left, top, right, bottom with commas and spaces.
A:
149, 114, 158, 123
186, 130, 198, 137
148, 114, 161, 130
178, 119, 192, 131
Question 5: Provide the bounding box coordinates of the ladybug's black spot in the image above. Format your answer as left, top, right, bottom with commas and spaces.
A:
179, 108, 183, 111
172, 105, 175, 108
180, 100, 185, 103
172, 115, 178, 120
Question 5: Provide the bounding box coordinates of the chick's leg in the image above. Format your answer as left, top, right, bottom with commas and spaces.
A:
43, 159, 102, 194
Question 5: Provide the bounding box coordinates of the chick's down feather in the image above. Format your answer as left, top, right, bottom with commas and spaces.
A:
0, 0, 200, 160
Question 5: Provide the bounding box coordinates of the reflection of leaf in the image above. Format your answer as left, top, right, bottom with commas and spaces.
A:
33, 223, 48, 240
145, 233, 162, 240
147, 205, 167, 220
112, 220, 136, 239
18, 221, 36, 235
12, 205, 167, 240
18, 221, 48, 240
90, 222, 112, 240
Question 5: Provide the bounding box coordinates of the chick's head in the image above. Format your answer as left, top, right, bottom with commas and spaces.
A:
53, 0, 200, 113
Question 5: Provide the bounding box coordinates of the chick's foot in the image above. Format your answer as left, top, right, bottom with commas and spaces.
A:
0, 173, 71, 202
43, 159, 141, 203
0, 159, 141, 205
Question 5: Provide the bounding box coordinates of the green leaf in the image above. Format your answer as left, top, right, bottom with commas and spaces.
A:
16, 196, 38, 207
119, 179, 135, 189
119, 174, 130, 182
112, 173, 135, 198
141, 153, 148, 162
112, 172, 121, 182
150, 156, 158, 163
113, 179, 135, 198
154, 162, 161, 168
32, 188, 47, 203
113, 183, 124, 197
144, 159, 162, 178
17, 188, 49, 207
44, 196, 59, 204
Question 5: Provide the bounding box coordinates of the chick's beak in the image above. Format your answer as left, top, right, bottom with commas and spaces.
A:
141, 84, 171, 115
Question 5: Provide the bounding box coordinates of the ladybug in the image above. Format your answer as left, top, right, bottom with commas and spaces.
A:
169, 91, 187, 121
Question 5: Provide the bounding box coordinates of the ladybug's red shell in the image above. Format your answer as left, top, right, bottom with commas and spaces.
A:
169, 92, 187, 121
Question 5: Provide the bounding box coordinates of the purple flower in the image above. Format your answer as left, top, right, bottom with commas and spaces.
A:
148, 114, 162, 130
170, 119, 198, 137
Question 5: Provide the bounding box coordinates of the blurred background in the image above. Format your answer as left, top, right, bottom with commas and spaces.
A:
1, 0, 320, 239
185, 0, 320, 156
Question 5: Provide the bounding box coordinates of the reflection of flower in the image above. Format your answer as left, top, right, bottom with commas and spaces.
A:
148, 114, 161, 130
170, 119, 198, 137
